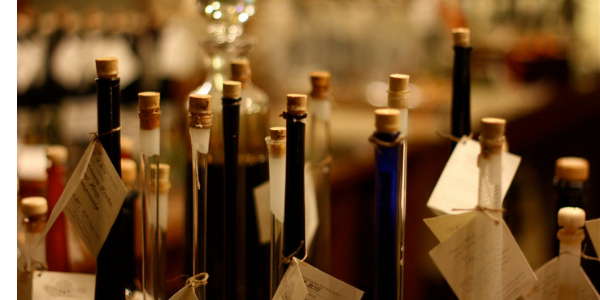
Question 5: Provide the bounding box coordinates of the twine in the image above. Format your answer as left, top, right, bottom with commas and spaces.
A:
89, 127, 122, 140
559, 244, 600, 262
368, 133, 405, 148
280, 111, 308, 121
281, 241, 308, 266
435, 130, 472, 143
185, 272, 209, 288
26, 258, 49, 273
452, 205, 505, 224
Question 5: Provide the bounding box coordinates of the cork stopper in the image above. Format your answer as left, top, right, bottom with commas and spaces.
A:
21, 196, 48, 217
223, 81, 242, 99
189, 94, 212, 113
231, 58, 251, 83
138, 92, 161, 130
555, 157, 589, 181
47, 145, 68, 165
138, 92, 160, 110
558, 207, 586, 229
375, 108, 400, 133
121, 158, 137, 186
480, 118, 506, 141
287, 94, 307, 114
452, 28, 470, 48
310, 71, 331, 87
389, 74, 409, 92
270, 127, 286, 140
150, 163, 171, 193
95, 57, 119, 79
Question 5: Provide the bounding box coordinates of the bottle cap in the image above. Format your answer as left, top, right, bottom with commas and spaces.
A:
480, 118, 506, 141
452, 27, 470, 48
287, 94, 307, 114
138, 92, 160, 110
270, 127, 286, 140
47, 145, 68, 165
231, 59, 251, 83
189, 94, 212, 113
389, 74, 409, 92
95, 57, 119, 79
223, 81, 242, 99
555, 157, 589, 181
121, 158, 137, 185
375, 108, 400, 133
558, 207, 586, 229
310, 71, 331, 87
21, 196, 48, 217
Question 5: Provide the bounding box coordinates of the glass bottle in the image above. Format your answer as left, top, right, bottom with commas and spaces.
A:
554, 157, 589, 210
19, 196, 49, 300
450, 28, 472, 151
556, 207, 586, 300
45, 145, 69, 272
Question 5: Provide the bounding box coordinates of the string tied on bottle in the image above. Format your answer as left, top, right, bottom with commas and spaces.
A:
185, 272, 209, 288
559, 244, 600, 262
368, 133, 405, 148
452, 205, 506, 225
281, 240, 308, 266
89, 127, 122, 141
435, 130, 473, 143
280, 111, 307, 121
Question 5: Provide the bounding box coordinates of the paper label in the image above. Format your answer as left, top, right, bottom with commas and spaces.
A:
169, 285, 197, 300
31, 270, 96, 299
254, 180, 272, 245
522, 257, 599, 300
273, 258, 364, 300
426, 137, 521, 215
585, 219, 600, 255
43, 140, 128, 259
429, 212, 536, 300
424, 211, 477, 242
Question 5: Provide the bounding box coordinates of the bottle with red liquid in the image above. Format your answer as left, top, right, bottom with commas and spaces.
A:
45, 145, 70, 272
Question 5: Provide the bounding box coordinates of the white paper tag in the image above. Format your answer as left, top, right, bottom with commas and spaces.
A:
169, 285, 197, 300
424, 211, 477, 242
273, 258, 364, 300
253, 180, 271, 245
42, 140, 128, 259
585, 219, 600, 255
429, 212, 536, 300
426, 137, 521, 215
31, 270, 96, 299
522, 257, 600, 300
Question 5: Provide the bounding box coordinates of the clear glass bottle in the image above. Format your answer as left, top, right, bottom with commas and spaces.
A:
19, 196, 49, 300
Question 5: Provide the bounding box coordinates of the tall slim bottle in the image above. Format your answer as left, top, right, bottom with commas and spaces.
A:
450, 28, 471, 150
95, 57, 124, 300
307, 71, 332, 272
149, 163, 171, 300
282, 94, 308, 268
266, 127, 286, 298
231, 58, 270, 299
473, 118, 506, 300
371, 108, 405, 300
20, 196, 49, 300
121, 158, 140, 297
45, 145, 69, 272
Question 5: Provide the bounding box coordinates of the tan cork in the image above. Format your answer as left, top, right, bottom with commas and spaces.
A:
138, 92, 161, 130
95, 57, 119, 79
555, 157, 589, 181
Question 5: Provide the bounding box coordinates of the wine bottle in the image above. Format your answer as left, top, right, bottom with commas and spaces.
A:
450, 28, 472, 150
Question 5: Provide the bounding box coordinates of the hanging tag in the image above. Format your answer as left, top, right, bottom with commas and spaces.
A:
424, 211, 477, 242
429, 212, 536, 300
273, 258, 364, 300
522, 257, 600, 299
31, 270, 96, 299
585, 219, 600, 254
426, 136, 521, 215
42, 140, 128, 259
253, 181, 271, 245
169, 285, 197, 300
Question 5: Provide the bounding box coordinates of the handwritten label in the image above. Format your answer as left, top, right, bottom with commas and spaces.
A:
585, 219, 600, 255
31, 270, 96, 299
424, 211, 477, 242
522, 257, 599, 300
426, 137, 521, 215
273, 258, 364, 300
429, 212, 536, 300
43, 140, 128, 259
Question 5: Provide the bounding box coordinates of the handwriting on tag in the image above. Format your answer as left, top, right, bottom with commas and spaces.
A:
43, 140, 128, 259
429, 212, 536, 300
273, 258, 364, 300
522, 257, 599, 300
424, 211, 477, 242
426, 137, 521, 215
585, 219, 600, 255
32, 270, 96, 299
